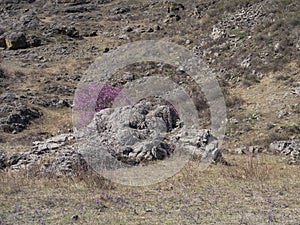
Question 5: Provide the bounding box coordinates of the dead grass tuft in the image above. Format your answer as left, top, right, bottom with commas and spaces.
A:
221, 154, 277, 181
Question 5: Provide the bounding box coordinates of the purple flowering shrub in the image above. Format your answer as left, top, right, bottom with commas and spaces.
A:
74, 82, 180, 128
95, 83, 122, 112
73, 82, 124, 128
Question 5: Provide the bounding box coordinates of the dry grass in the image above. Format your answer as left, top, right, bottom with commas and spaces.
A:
225, 69, 300, 149
1, 0, 300, 224
0, 154, 299, 224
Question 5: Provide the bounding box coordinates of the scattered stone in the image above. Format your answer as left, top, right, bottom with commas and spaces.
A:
210, 26, 225, 40
20, 14, 40, 29
0, 101, 41, 133
64, 27, 80, 38
291, 86, 300, 96
43, 84, 75, 95
234, 146, 247, 154
240, 57, 251, 68
167, 14, 181, 22
32, 133, 75, 154
118, 34, 129, 40
154, 24, 161, 31
31, 97, 71, 108
269, 140, 300, 165
274, 42, 280, 52
65, 6, 89, 13
50, 25, 81, 39
248, 145, 264, 154
111, 7, 130, 14
277, 109, 288, 118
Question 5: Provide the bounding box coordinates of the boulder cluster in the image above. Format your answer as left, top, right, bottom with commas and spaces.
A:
78, 98, 222, 167
0, 98, 224, 176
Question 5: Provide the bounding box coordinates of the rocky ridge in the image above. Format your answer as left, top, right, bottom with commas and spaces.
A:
0, 133, 88, 176
0, 98, 226, 176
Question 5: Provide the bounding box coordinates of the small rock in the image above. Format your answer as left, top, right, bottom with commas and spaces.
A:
154, 24, 161, 30
248, 146, 264, 154
103, 47, 109, 53
71, 215, 79, 221
147, 28, 154, 33
0, 35, 6, 48
291, 87, 300, 96
118, 34, 129, 40
210, 26, 225, 40
0, 68, 5, 78
124, 26, 133, 32
277, 109, 288, 118
234, 146, 247, 154
65, 27, 80, 38
27, 35, 42, 47
0, 152, 7, 169
274, 42, 280, 52
185, 39, 192, 45
5, 32, 28, 50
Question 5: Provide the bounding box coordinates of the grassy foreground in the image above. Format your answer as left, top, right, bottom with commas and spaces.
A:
0, 154, 299, 225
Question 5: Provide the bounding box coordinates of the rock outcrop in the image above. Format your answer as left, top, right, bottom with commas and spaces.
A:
77, 98, 224, 167
0, 98, 226, 176
0, 133, 88, 176
269, 140, 300, 165
0, 98, 41, 133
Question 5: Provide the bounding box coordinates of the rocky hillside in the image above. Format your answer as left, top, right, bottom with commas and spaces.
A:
0, 0, 299, 164
0, 1, 299, 224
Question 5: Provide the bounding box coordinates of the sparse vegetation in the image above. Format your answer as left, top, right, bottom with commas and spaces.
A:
0, 154, 299, 224
0, 0, 299, 224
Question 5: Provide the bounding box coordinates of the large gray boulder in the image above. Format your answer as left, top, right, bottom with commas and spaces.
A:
77, 98, 223, 167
